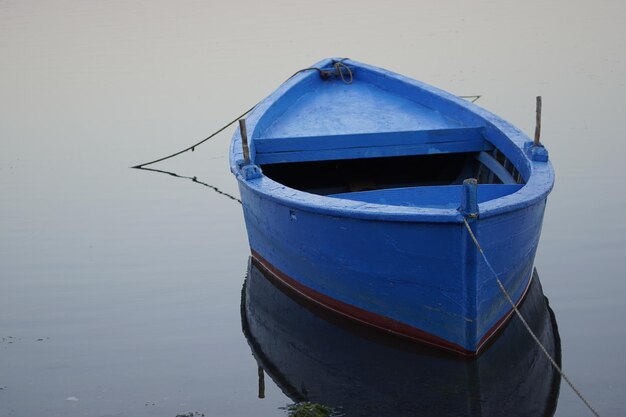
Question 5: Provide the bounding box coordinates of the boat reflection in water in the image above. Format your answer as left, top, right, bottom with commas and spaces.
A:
241, 257, 562, 417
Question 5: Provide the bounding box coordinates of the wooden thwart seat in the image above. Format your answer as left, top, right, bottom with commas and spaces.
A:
329, 184, 524, 208
255, 126, 492, 164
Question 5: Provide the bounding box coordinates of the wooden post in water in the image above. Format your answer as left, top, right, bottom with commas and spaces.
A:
239, 118, 250, 164
534, 96, 542, 146
257, 366, 265, 399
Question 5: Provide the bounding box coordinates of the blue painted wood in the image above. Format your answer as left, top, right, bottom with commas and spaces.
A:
330, 184, 523, 209
460, 179, 479, 217
257, 80, 463, 139
238, 182, 543, 352
255, 126, 485, 153
229, 58, 555, 353
476, 151, 517, 184
256, 139, 491, 164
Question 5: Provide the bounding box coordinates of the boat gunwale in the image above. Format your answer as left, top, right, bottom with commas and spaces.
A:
229, 58, 554, 222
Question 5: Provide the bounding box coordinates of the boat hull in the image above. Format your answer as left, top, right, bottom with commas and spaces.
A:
238, 181, 548, 355
230, 58, 554, 355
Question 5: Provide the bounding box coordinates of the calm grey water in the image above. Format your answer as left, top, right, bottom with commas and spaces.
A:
1, 1, 625, 416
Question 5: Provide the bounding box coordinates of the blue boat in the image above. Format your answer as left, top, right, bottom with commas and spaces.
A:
230, 58, 554, 355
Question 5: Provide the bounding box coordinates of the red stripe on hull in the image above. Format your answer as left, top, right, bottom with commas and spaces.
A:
251, 250, 533, 357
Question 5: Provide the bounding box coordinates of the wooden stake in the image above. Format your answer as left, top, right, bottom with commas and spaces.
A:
239, 118, 250, 164
461, 178, 478, 218
258, 366, 265, 399
534, 96, 542, 146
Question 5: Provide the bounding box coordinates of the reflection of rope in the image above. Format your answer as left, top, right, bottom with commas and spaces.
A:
131, 59, 352, 170
462, 218, 601, 417
135, 166, 242, 204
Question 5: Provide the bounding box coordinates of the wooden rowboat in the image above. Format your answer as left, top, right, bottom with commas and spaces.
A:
230, 58, 554, 355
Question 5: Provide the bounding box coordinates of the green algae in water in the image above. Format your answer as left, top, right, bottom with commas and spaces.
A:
282, 402, 340, 417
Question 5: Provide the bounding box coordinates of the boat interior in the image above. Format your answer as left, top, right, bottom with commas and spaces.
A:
260, 148, 524, 208
252, 67, 527, 208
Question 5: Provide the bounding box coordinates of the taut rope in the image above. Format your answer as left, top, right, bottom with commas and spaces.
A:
131, 60, 353, 170
462, 218, 601, 417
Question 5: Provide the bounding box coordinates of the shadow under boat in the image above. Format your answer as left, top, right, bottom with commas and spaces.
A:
241, 257, 562, 417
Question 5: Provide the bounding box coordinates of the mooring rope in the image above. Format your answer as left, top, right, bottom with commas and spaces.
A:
131, 107, 256, 169
334, 61, 353, 84
131, 60, 353, 170
462, 218, 601, 417
459, 95, 482, 103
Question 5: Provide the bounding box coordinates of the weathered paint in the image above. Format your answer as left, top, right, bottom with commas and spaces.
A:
229, 58, 554, 354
